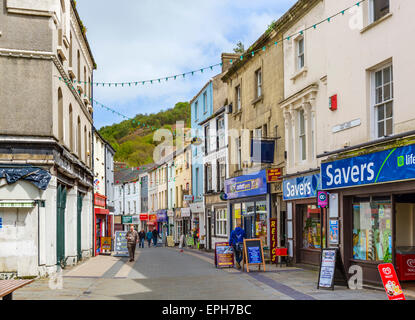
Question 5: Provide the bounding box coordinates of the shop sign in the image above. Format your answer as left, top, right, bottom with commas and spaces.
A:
283, 173, 320, 201
149, 214, 157, 222
189, 202, 204, 213
215, 242, 234, 268
183, 195, 194, 202
122, 216, 133, 224
157, 210, 168, 222
132, 215, 140, 224
270, 219, 277, 263
139, 214, 148, 221
318, 191, 328, 208
225, 170, 268, 200
181, 207, 191, 217
329, 220, 339, 244
0, 217, 2, 230
378, 263, 406, 300
114, 231, 128, 257
321, 143, 415, 190
266, 168, 282, 183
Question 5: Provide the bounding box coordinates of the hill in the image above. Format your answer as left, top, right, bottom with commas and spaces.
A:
99, 102, 191, 166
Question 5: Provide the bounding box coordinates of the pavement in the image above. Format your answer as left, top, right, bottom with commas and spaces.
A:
13, 245, 409, 300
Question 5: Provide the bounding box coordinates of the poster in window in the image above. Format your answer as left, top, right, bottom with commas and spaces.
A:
329, 220, 339, 244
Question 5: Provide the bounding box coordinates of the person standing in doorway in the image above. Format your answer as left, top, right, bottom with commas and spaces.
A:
138, 229, 146, 248
126, 225, 138, 262
229, 223, 246, 269
152, 228, 159, 247
146, 229, 153, 247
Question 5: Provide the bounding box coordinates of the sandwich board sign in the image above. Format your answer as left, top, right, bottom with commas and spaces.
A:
215, 242, 234, 268
317, 248, 348, 290
242, 239, 265, 272
113, 231, 129, 257
378, 263, 406, 300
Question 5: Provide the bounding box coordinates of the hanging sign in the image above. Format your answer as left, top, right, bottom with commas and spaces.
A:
318, 191, 328, 208
378, 263, 406, 300
317, 248, 348, 290
243, 239, 266, 272
270, 218, 278, 263
215, 242, 234, 268
113, 231, 128, 257
266, 168, 282, 183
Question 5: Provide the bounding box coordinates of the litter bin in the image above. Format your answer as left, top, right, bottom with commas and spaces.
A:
395, 246, 415, 281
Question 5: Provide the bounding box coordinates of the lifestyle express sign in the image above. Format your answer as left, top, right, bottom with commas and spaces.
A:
321, 143, 415, 190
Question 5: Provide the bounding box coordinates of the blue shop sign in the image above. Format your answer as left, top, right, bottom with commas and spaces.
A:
283, 173, 320, 201
321, 143, 415, 190
225, 170, 268, 200
157, 209, 168, 222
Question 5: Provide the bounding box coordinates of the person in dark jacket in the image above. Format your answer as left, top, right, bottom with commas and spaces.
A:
146, 230, 153, 247
138, 229, 146, 248
152, 228, 159, 247
229, 224, 246, 269
126, 225, 138, 262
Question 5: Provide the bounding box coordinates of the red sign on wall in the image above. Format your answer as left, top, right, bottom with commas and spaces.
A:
378, 263, 406, 300
270, 218, 277, 263
139, 214, 149, 221
266, 168, 282, 183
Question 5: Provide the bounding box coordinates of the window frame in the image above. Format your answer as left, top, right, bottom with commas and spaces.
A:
298, 109, 306, 162
203, 92, 208, 114
255, 69, 262, 98
235, 85, 241, 112
215, 209, 227, 237
372, 64, 393, 139
297, 37, 305, 70
369, 0, 390, 24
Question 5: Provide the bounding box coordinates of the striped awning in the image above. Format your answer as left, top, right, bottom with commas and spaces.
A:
0, 201, 36, 208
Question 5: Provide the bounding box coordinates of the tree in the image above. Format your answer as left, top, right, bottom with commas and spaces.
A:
233, 41, 245, 54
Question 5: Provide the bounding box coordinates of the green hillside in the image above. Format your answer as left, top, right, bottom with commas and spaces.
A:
99, 102, 191, 166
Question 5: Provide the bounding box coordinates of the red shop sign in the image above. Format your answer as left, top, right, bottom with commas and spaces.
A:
139, 214, 148, 221
378, 263, 406, 300
270, 218, 277, 263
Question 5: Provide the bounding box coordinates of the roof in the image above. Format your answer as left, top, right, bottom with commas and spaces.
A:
189, 80, 212, 106
114, 164, 153, 184
70, 0, 97, 69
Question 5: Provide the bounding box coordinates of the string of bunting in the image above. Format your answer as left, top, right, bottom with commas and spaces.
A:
56, 0, 366, 88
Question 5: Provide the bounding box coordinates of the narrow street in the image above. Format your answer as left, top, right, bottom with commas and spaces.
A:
14, 247, 389, 300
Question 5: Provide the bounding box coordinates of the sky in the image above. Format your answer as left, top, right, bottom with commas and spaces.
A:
76, 0, 297, 129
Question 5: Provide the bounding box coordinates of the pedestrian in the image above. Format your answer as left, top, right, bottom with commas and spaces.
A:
152, 228, 159, 247
126, 225, 138, 262
138, 229, 146, 248
229, 223, 246, 269
193, 228, 199, 249
146, 229, 153, 247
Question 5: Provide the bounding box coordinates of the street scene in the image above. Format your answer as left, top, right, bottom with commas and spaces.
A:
1, 0, 415, 304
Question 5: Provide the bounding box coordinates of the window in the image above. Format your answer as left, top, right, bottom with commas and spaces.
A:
194, 101, 198, 120
297, 38, 305, 70
353, 197, 392, 262
119, 201, 122, 213
127, 184, 130, 195
299, 110, 306, 161
133, 183, 136, 194
302, 205, 321, 249
134, 201, 137, 214
195, 168, 200, 197
370, 0, 390, 23
374, 65, 393, 138
205, 164, 212, 193
204, 124, 210, 154
58, 88, 64, 142
217, 160, 226, 192
235, 85, 241, 112
255, 69, 262, 98
69, 104, 73, 151
128, 201, 131, 214
215, 209, 227, 237
217, 116, 225, 149
203, 92, 208, 113
254, 127, 262, 139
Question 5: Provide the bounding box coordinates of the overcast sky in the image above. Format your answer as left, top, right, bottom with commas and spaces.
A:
76, 0, 297, 129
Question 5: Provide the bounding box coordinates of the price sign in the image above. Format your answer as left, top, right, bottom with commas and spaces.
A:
114, 231, 128, 257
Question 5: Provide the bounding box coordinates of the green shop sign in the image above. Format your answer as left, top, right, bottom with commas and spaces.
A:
122, 216, 133, 224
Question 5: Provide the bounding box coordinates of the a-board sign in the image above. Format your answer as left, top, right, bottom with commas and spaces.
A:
378, 263, 406, 300
101, 237, 112, 251
317, 248, 348, 290
186, 236, 194, 247
243, 239, 265, 272
166, 236, 175, 247
113, 231, 129, 257
215, 242, 234, 268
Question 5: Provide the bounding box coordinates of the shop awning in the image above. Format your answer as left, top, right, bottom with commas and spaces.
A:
95, 208, 109, 215
0, 201, 36, 208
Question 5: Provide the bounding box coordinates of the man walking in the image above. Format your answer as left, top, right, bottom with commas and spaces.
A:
126, 225, 138, 262
229, 223, 246, 269
138, 229, 146, 248
152, 228, 159, 247
146, 229, 153, 247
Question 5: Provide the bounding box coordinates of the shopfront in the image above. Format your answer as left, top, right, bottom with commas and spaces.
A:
181, 207, 191, 236
157, 209, 168, 243
140, 213, 148, 231
283, 173, 322, 266
225, 170, 270, 247
94, 193, 110, 256
190, 202, 204, 248
321, 141, 415, 286
167, 209, 174, 237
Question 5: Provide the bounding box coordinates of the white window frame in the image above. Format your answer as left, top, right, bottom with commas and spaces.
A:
215, 209, 227, 237
298, 109, 306, 161
297, 37, 305, 70
372, 64, 393, 139
237, 136, 242, 170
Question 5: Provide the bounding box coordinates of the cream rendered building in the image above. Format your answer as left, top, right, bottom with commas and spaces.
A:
0, 0, 96, 277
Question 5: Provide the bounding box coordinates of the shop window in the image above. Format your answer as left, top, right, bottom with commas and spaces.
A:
352, 197, 392, 262
255, 201, 267, 245
233, 203, 242, 230
302, 205, 321, 249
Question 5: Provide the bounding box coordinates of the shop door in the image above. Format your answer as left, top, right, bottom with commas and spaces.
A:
208, 216, 212, 250
244, 216, 254, 239
77, 193, 83, 261
56, 184, 67, 266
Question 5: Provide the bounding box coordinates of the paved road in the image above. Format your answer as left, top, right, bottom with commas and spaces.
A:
14, 246, 391, 300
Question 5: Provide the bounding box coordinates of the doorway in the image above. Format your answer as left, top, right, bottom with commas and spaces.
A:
56, 184, 67, 266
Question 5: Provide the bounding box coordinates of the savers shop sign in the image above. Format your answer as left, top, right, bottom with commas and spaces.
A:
283, 173, 320, 201
322, 143, 415, 190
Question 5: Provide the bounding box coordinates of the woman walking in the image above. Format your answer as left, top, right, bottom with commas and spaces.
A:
146, 229, 153, 247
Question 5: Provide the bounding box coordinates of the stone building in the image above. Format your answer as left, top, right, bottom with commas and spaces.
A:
221, 18, 286, 254
0, 0, 96, 277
